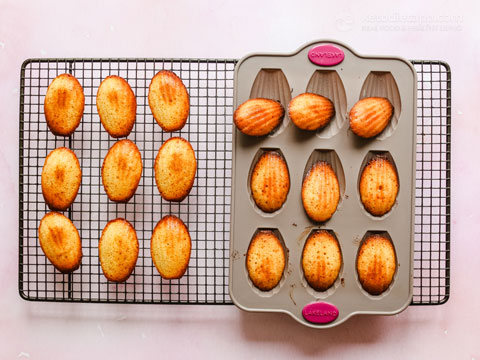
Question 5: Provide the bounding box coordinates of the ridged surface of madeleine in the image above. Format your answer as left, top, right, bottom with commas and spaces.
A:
102, 139, 142, 202
233, 98, 284, 136
246, 230, 286, 291
250, 151, 289, 213
99, 218, 139, 282
41, 147, 81, 211
44, 73, 85, 136
154, 137, 196, 201
151, 215, 191, 279
302, 162, 340, 222
302, 230, 342, 292
148, 70, 189, 132
357, 234, 396, 295
38, 212, 82, 273
288, 92, 334, 131
349, 97, 393, 138
96, 75, 136, 138
359, 156, 399, 216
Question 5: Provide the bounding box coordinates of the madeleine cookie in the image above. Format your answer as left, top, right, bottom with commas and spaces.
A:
359, 155, 399, 216
233, 98, 284, 136
41, 147, 81, 211
99, 218, 139, 282
102, 139, 142, 202
302, 162, 340, 222
148, 70, 189, 132
357, 234, 397, 295
38, 212, 82, 273
44, 73, 84, 136
349, 97, 393, 138
250, 151, 290, 213
288, 93, 334, 131
246, 230, 286, 291
96, 75, 137, 138
154, 137, 196, 201
151, 215, 191, 279
302, 230, 342, 292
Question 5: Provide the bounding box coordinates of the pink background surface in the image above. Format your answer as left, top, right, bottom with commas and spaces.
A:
1, 0, 479, 358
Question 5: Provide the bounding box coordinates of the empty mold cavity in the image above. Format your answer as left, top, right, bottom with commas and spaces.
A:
245, 228, 289, 297
249, 69, 291, 136
355, 231, 398, 298
306, 70, 347, 138
302, 150, 346, 203
358, 71, 401, 140
247, 148, 290, 216
357, 151, 400, 218
300, 229, 343, 298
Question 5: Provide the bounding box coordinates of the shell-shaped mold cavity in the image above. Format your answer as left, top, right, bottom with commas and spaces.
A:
248, 148, 290, 215
356, 231, 397, 297
306, 70, 347, 138
245, 228, 288, 296
301, 150, 346, 223
301, 229, 343, 297
250, 69, 291, 136
359, 71, 401, 140
358, 151, 399, 217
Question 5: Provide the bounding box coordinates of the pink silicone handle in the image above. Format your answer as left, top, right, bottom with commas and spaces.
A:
308, 44, 345, 66
302, 302, 339, 324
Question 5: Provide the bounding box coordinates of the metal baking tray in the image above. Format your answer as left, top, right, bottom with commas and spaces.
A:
230, 41, 417, 327
19, 56, 449, 310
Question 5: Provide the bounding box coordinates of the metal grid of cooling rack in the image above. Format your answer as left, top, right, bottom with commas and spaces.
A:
19, 58, 450, 306
19, 58, 235, 304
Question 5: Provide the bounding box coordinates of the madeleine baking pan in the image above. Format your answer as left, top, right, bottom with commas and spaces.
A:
19, 52, 449, 314
229, 40, 419, 327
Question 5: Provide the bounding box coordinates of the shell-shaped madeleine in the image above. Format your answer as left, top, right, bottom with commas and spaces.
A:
151, 215, 191, 279
302, 230, 342, 292
288, 93, 335, 131
44, 73, 85, 136
41, 147, 81, 211
102, 139, 142, 202
250, 151, 290, 213
96, 75, 137, 138
154, 137, 196, 202
99, 219, 139, 282
302, 162, 340, 222
359, 156, 399, 216
356, 234, 397, 295
349, 97, 393, 138
246, 230, 286, 291
148, 70, 190, 132
38, 212, 82, 273
233, 98, 284, 136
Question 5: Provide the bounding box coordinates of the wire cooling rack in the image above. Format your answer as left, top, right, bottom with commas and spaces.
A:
18, 58, 450, 306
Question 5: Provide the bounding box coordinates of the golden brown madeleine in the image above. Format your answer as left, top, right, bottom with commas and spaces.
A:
41, 147, 81, 211
96, 75, 137, 138
288, 93, 334, 131
99, 218, 139, 282
246, 230, 286, 291
302, 161, 340, 222
102, 139, 142, 202
148, 70, 189, 132
302, 230, 342, 292
38, 212, 82, 273
359, 156, 399, 216
349, 97, 393, 138
151, 215, 191, 279
44, 73, 85, 136
233, 98, 284, 136
250, 151, 290, 213
356, 234, 397, 295
154, 137, 196, 201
